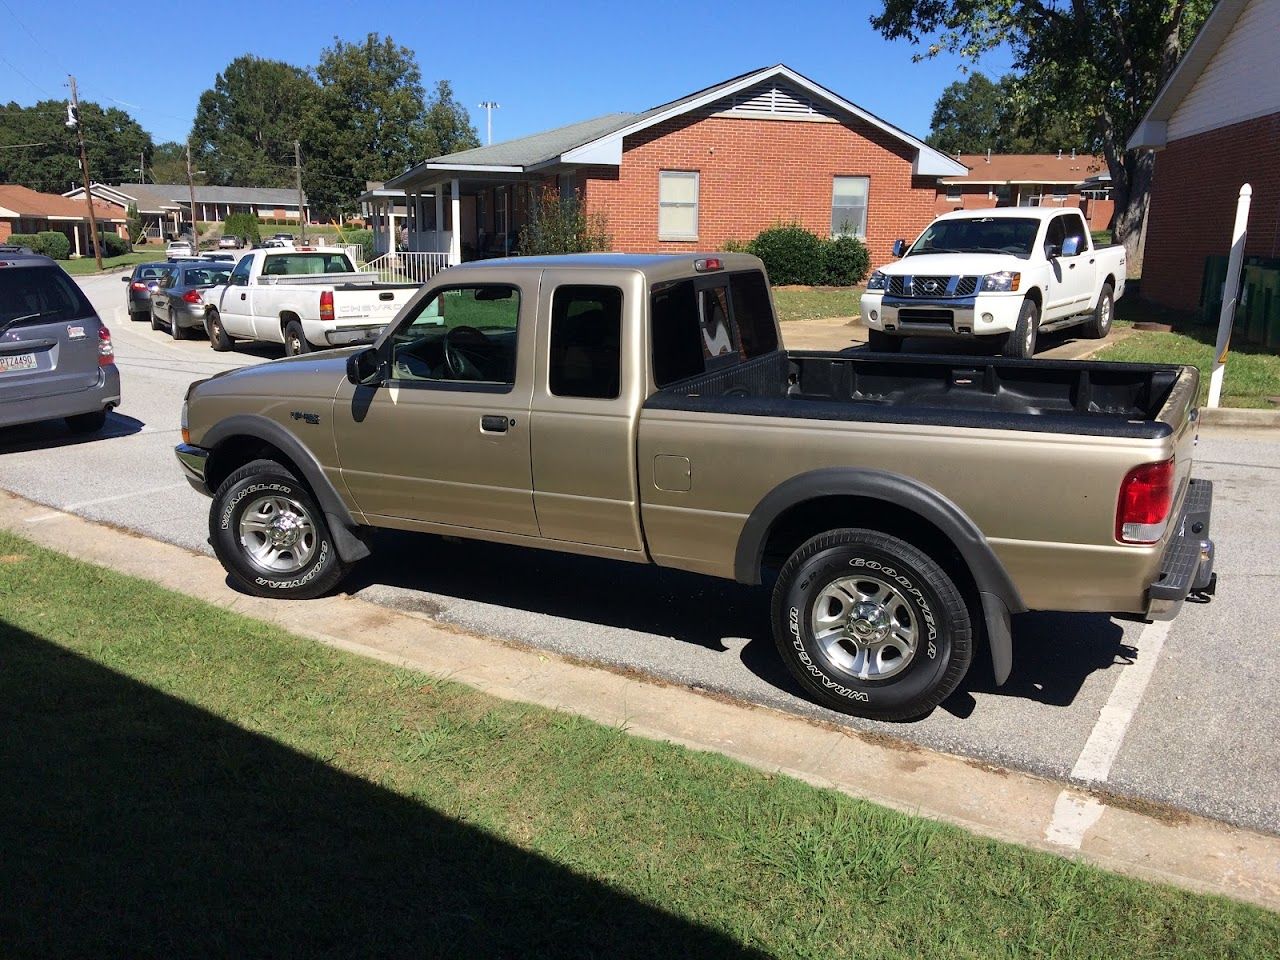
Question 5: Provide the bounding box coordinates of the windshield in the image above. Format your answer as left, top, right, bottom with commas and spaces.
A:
260, 253, 353, 276
0, 265, 93, 327
908, 217, 1041, 258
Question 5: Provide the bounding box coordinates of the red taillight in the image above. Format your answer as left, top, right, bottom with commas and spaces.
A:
97, 325, 114, 366
182, 289, 203, 304
320, 290, 334, 322
1116, 459, 1175, 544
131, 281, 148, 291
694, 257, 723, 272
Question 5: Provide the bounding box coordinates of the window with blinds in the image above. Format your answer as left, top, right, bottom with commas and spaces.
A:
832, 176, 869, 239
659, 171, 699, 241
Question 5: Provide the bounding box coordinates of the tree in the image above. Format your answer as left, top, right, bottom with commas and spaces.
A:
518, 187, 610, 255
191, 56, 320, 188
0, 100, 151, 193
126, 202, 143, 243
927, 72, 1090, 155
149, 141, 190, 184
304, 33, 478, 217
222, 211, 261, 246
872, 0, 1215, 261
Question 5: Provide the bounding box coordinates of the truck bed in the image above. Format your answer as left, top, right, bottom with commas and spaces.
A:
645, 350, 1192, 439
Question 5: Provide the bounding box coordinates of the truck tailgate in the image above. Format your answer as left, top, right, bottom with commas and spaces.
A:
332, 286, 416, 323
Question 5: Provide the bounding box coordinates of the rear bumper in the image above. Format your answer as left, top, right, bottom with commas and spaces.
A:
1145, 478, 1216, 620
0, 365, 120, 429
175, 443, 211, 495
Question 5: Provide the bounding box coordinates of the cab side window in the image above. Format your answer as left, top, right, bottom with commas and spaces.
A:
229, 257, 252, 287
388, 285, 520, 387
549, 286, 622, 400
1044, 217, 1067, 257
1063, 212, 1089, 254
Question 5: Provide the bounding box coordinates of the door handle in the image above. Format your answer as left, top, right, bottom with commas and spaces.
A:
240, 293, 246, 300
1068, 263, 1076, 269
480, 415, 509, 433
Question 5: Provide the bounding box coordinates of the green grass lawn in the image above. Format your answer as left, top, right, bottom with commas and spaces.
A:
1, 531, 1275, 958
773, 285, 862, 322
60, 250, 169, 275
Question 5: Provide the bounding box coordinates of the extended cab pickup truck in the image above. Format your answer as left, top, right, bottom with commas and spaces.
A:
176, 253, 1215, 720
861, 208, 1127, 358
206, 247, 417, 356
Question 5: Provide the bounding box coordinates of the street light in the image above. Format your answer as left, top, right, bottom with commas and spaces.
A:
479, 101, 500, 145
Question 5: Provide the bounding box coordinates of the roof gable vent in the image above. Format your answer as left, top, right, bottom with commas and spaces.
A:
714, 81, 837, 121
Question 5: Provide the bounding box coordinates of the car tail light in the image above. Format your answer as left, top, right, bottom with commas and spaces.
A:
131, 281, 148, 291
1116, 459, 1175, 544
98, 325, 114, 366
320, 290, 334, 322
182, 289, 203, 304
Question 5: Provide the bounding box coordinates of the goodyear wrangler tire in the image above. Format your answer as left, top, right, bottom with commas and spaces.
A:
771, 528, 972, 720
210, 459, 349, 599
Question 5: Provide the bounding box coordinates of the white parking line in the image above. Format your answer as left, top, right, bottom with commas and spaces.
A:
24, 482, 189, 523
1045, 618, 1173, 848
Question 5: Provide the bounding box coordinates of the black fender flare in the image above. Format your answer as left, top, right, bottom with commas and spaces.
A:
202, 414, 371, 563
734, 467, 1024, 684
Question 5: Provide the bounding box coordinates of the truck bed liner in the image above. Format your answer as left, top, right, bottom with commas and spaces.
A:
645, 350, 1186, 440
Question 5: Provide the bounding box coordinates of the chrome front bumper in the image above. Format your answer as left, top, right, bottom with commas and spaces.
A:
175, 443, 211, 495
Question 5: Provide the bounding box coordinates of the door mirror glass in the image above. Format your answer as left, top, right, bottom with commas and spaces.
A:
346, 347, 381, 385
1062, 236, 1083, 257
891, 239, 907, 258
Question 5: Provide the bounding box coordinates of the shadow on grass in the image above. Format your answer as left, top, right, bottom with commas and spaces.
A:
0, 621, 763, 958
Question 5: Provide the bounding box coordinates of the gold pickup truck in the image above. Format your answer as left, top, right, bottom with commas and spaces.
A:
176, 253, 1216, 720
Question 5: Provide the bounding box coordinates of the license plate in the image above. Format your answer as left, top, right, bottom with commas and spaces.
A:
0, 353, 37, 373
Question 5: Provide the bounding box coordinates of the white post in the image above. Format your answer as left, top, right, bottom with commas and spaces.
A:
435, 188, 444, 253
449, 179, 461, 265
387, 204, 397, 255
414, 194, 424, 251
73, 225, 82, 257
1207, 184, 1253, 408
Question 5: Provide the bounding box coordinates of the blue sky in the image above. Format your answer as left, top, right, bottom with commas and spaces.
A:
1, 0, 1012, 147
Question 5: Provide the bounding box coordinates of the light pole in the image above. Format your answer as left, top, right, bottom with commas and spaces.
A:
479, 101, 500, 145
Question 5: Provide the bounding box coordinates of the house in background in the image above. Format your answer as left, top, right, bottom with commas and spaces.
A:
0, 184, 128, 254
63, 182, 180, 241
385, 64, 966, 268
356, 181, 414, 256
935, 153, 1113, 229
1129, 0, 1279, 311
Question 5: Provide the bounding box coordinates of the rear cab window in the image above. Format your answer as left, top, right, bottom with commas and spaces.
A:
260, 253, 354, 276
651, 270, 779, 388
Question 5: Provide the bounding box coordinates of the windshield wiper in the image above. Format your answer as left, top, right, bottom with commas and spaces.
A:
0, 310, 56, 337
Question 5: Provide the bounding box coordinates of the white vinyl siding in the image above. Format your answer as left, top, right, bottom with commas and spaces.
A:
1168, 0, 1280, 141
831, 176, 869, 238
659, 171, 699, 241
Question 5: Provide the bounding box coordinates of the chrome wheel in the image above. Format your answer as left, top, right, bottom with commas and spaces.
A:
1099, 296, 1112, 332
811, 574, 918, 681
238, 494, 317, 573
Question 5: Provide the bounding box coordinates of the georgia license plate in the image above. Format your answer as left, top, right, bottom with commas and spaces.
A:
0, 353, 37, 373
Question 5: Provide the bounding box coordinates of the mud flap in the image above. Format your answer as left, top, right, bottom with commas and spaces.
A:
981, 591, 1012, 686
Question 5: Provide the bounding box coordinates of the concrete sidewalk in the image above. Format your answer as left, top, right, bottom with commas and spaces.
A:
2, 488, 1277, 912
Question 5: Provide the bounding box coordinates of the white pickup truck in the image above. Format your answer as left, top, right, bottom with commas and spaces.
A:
860, 208, 1126, 358
206, 247, 418, 355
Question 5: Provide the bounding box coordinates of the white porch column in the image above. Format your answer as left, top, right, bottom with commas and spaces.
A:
448, 179, 461, 265
434, 188, 444, 254
414, 194, 424, 251
73, 225, 82, 257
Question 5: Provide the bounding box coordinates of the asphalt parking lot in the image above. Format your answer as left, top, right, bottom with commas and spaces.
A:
2, 272, 1278, 836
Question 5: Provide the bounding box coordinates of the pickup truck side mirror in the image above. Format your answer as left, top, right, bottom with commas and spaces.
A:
1045, 242, 1061, 260
120, 276, 130, 283
346, 347, 381, 386
891, 239, 907, 258
1062, 236, 1083, 257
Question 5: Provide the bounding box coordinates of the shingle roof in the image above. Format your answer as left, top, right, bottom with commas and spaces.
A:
942, 154, 1106, 185
0, 183, 127, 222
415, 114, 639, 169
117, 183, 307, 206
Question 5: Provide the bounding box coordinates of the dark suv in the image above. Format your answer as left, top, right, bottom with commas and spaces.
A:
0, 246, 120, 434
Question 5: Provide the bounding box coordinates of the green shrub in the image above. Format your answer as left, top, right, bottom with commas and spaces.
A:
747, 224, 824, 285
820, 235, 870, 286
97, 232, 129, 257
518, 186, 610, 255
222, 212, 262, 247
721, 238, 749, 253
345, 228, 375, 263
6, 233, 39, 252
34, 231, 71, 260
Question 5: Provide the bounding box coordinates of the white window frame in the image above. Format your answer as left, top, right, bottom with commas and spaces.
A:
831, 176, 869, 239
658, 171, 699, 241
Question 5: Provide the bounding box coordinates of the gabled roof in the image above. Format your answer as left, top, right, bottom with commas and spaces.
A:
941, 154, 1106, 185
64, 182, 178, 214
116, 183, 308, 206
389, 64, 965, 188
0, 184, 126, 222
1128, 0, 1249, 149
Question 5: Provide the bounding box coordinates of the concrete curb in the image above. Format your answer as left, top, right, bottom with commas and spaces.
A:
2, 489, 1278, 911
1199, 406, 1280, 427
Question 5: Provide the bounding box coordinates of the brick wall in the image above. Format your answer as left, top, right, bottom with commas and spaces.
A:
1143, 112, 1280, 310
578, 113, 939, 268
0, 220, 11, 243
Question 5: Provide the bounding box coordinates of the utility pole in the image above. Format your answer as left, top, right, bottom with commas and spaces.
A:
185, 141, 199, 253
294, 139, 307, 244
479, 101, 500, 145
67, 75, 103, 270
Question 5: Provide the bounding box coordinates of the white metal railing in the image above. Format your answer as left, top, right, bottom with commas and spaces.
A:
340, 243, 364, 266
365, 252, 451, 285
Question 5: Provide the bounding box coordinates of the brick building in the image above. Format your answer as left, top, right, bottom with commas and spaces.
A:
387, 64, 965, 267
1129, 0, 1280, 311
934, 153, 1114, 230
0, 183, 127, 253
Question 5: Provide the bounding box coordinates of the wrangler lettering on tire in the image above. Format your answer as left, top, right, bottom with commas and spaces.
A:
771, 528, 971, 720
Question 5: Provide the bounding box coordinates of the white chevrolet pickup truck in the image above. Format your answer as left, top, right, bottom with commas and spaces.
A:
206, 247, 417, 356
860, 208, 1126, 358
